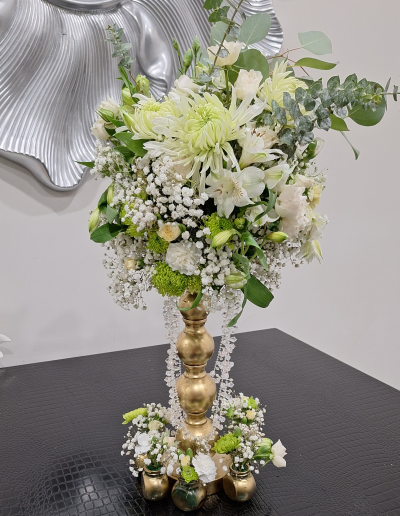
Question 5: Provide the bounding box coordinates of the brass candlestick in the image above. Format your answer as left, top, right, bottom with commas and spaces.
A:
175, 291, 218, 452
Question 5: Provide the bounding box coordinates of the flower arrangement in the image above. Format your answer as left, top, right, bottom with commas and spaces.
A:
213, 394, 286, 474
82, 3, 396, 326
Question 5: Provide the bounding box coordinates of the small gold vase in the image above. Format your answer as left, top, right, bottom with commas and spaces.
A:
141, 465, 169, 501
223, 465, 256, 502
171, 477, 207, 512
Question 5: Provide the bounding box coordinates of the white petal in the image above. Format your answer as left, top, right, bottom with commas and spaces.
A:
0, 334, 11, 344
272, 456, 286, 468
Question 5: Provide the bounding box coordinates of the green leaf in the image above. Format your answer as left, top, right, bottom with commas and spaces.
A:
239, 13, 271, 47
348, 91, 386, 126
90, 223, 125, 243
118, 66, 135, 95
227, 285, 248, 327
293, 57, 337, 70
176, 290, 203, 312
98, 187, 109, 210
231, 49, 269, 84
298, 31, 332, 55
232, 253, 250, 279
114, 145, 134, 160
341, 131, 360, 160
241, 231, 260, 249
107, 117, 125, 128
114, 132, 148, 156
255, 248, 269, 272
253, 445, 272, 460
246, 275, 274, 308
203, 0, 222, 8
76, 161, 94, 168
105, 206, 118, 224
330, 114, 349, 131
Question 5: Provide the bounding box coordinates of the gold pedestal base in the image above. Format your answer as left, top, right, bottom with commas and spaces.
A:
169, 453, 231, 495
175, 417, 218, 453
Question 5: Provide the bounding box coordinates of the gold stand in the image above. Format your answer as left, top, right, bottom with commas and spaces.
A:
172, 292, 229, 495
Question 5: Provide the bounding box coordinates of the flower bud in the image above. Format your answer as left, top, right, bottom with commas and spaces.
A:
136, 74, 150, 96
225, 271, 247, 289
211, 229, 238, 248
157, 222, 181, 242
234, 217, 246, 229
192, 36, 201, 54
107, 184, 114, 204
88, 207, 100, 233
122, 111, 135, 131
265, 231, 288, 243
121, 87, 133, 106
124, 258, 137, 270
183, 49, 193, 71
98, 108, 115, 123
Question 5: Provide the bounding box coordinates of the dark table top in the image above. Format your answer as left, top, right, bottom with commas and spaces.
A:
0, 328, 399, 516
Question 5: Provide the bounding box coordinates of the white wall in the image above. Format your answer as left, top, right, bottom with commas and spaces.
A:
1, 0, 399, 390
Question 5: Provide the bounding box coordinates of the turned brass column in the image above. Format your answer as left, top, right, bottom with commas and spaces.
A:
175, 292, 218, 452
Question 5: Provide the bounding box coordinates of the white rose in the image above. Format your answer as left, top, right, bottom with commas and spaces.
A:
148, 419, 163, 431
124, 258, 137, 271
163, 436, 175, 447
271, 439, 287, 468
192, 453, 217, 483
295, 174, 314, 189
91, 118, 109, 141
166, 242, 202, 275
135, 432, 151, 455
275, 185, 308, 238
100, 96, 120, 117
234, 69, 263, 100
157, 222, 181, 242
174, 75, 199, 93
207, 41, 242, 67
246, 410, 256, 420
180, 455, 191, 467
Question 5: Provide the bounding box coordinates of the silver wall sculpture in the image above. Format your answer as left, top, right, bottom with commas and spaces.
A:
0, 0, 283, 191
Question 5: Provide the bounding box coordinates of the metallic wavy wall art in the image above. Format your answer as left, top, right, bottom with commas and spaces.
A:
0, 0, 283, 191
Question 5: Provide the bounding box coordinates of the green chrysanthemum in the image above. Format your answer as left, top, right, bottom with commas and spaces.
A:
213, 433, 240, 454
187, 275, 202, 294
122, 407, 148, 425
181, 466, 199, 483
204, 213, 233, 241
152, 263, 201, 297
247, 397, 258, 410
147, 232, 169, 254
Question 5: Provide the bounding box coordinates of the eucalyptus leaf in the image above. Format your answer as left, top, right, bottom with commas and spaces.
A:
330, 114, 349, 131
209, 6, 230, 23
210, 22, 233, 46
298, 31, 332, 55
233, 49, 270, 83
238, 13, 271, 47
293, 57, 337, 70
349, 89, 386, 126
203, 0, 223, 8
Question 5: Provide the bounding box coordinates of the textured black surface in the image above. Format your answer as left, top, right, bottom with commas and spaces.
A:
1, 328, 400, 516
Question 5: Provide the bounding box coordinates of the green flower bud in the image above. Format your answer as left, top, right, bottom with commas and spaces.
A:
265, 231, 288, 243
233, 427, 242, 437
107, 184, 114, 204
172, 38, 180, 55
192, 36, 201, 54
98, 108, 115, 123
234, 217, 246, 229
88, 207, 100, 233
183, 49, 193, 70
136, 74, 150, 96
136, 258, 145, 269
211, 228, 238, 248
260, 437, 273, 450
122, 111, 135, 131
225, 271, 247, 290
186, 448, 194, 459
121, 87, 133, 106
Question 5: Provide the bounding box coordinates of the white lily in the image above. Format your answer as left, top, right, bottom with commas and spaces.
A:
264, 162, 293, 193
0, 334, 11, 359
245, 197, 279, 227
238, 126, 282, 168
206, 166, 265, 218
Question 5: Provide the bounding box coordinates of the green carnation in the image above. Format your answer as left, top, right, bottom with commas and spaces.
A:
152, 263, 200, 298
122, 407, 148, 425
204, 213, 233, 241
181, 466, 199, 483
147, 232, 169, 254
213, 433, 240, 454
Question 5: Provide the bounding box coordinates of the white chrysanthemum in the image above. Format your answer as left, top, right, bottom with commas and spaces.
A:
144, 91, 265, 189
192, 453, 217, 483
126, 94, 180, 140
258, 61, 307, 111
206, 166, 265, 218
